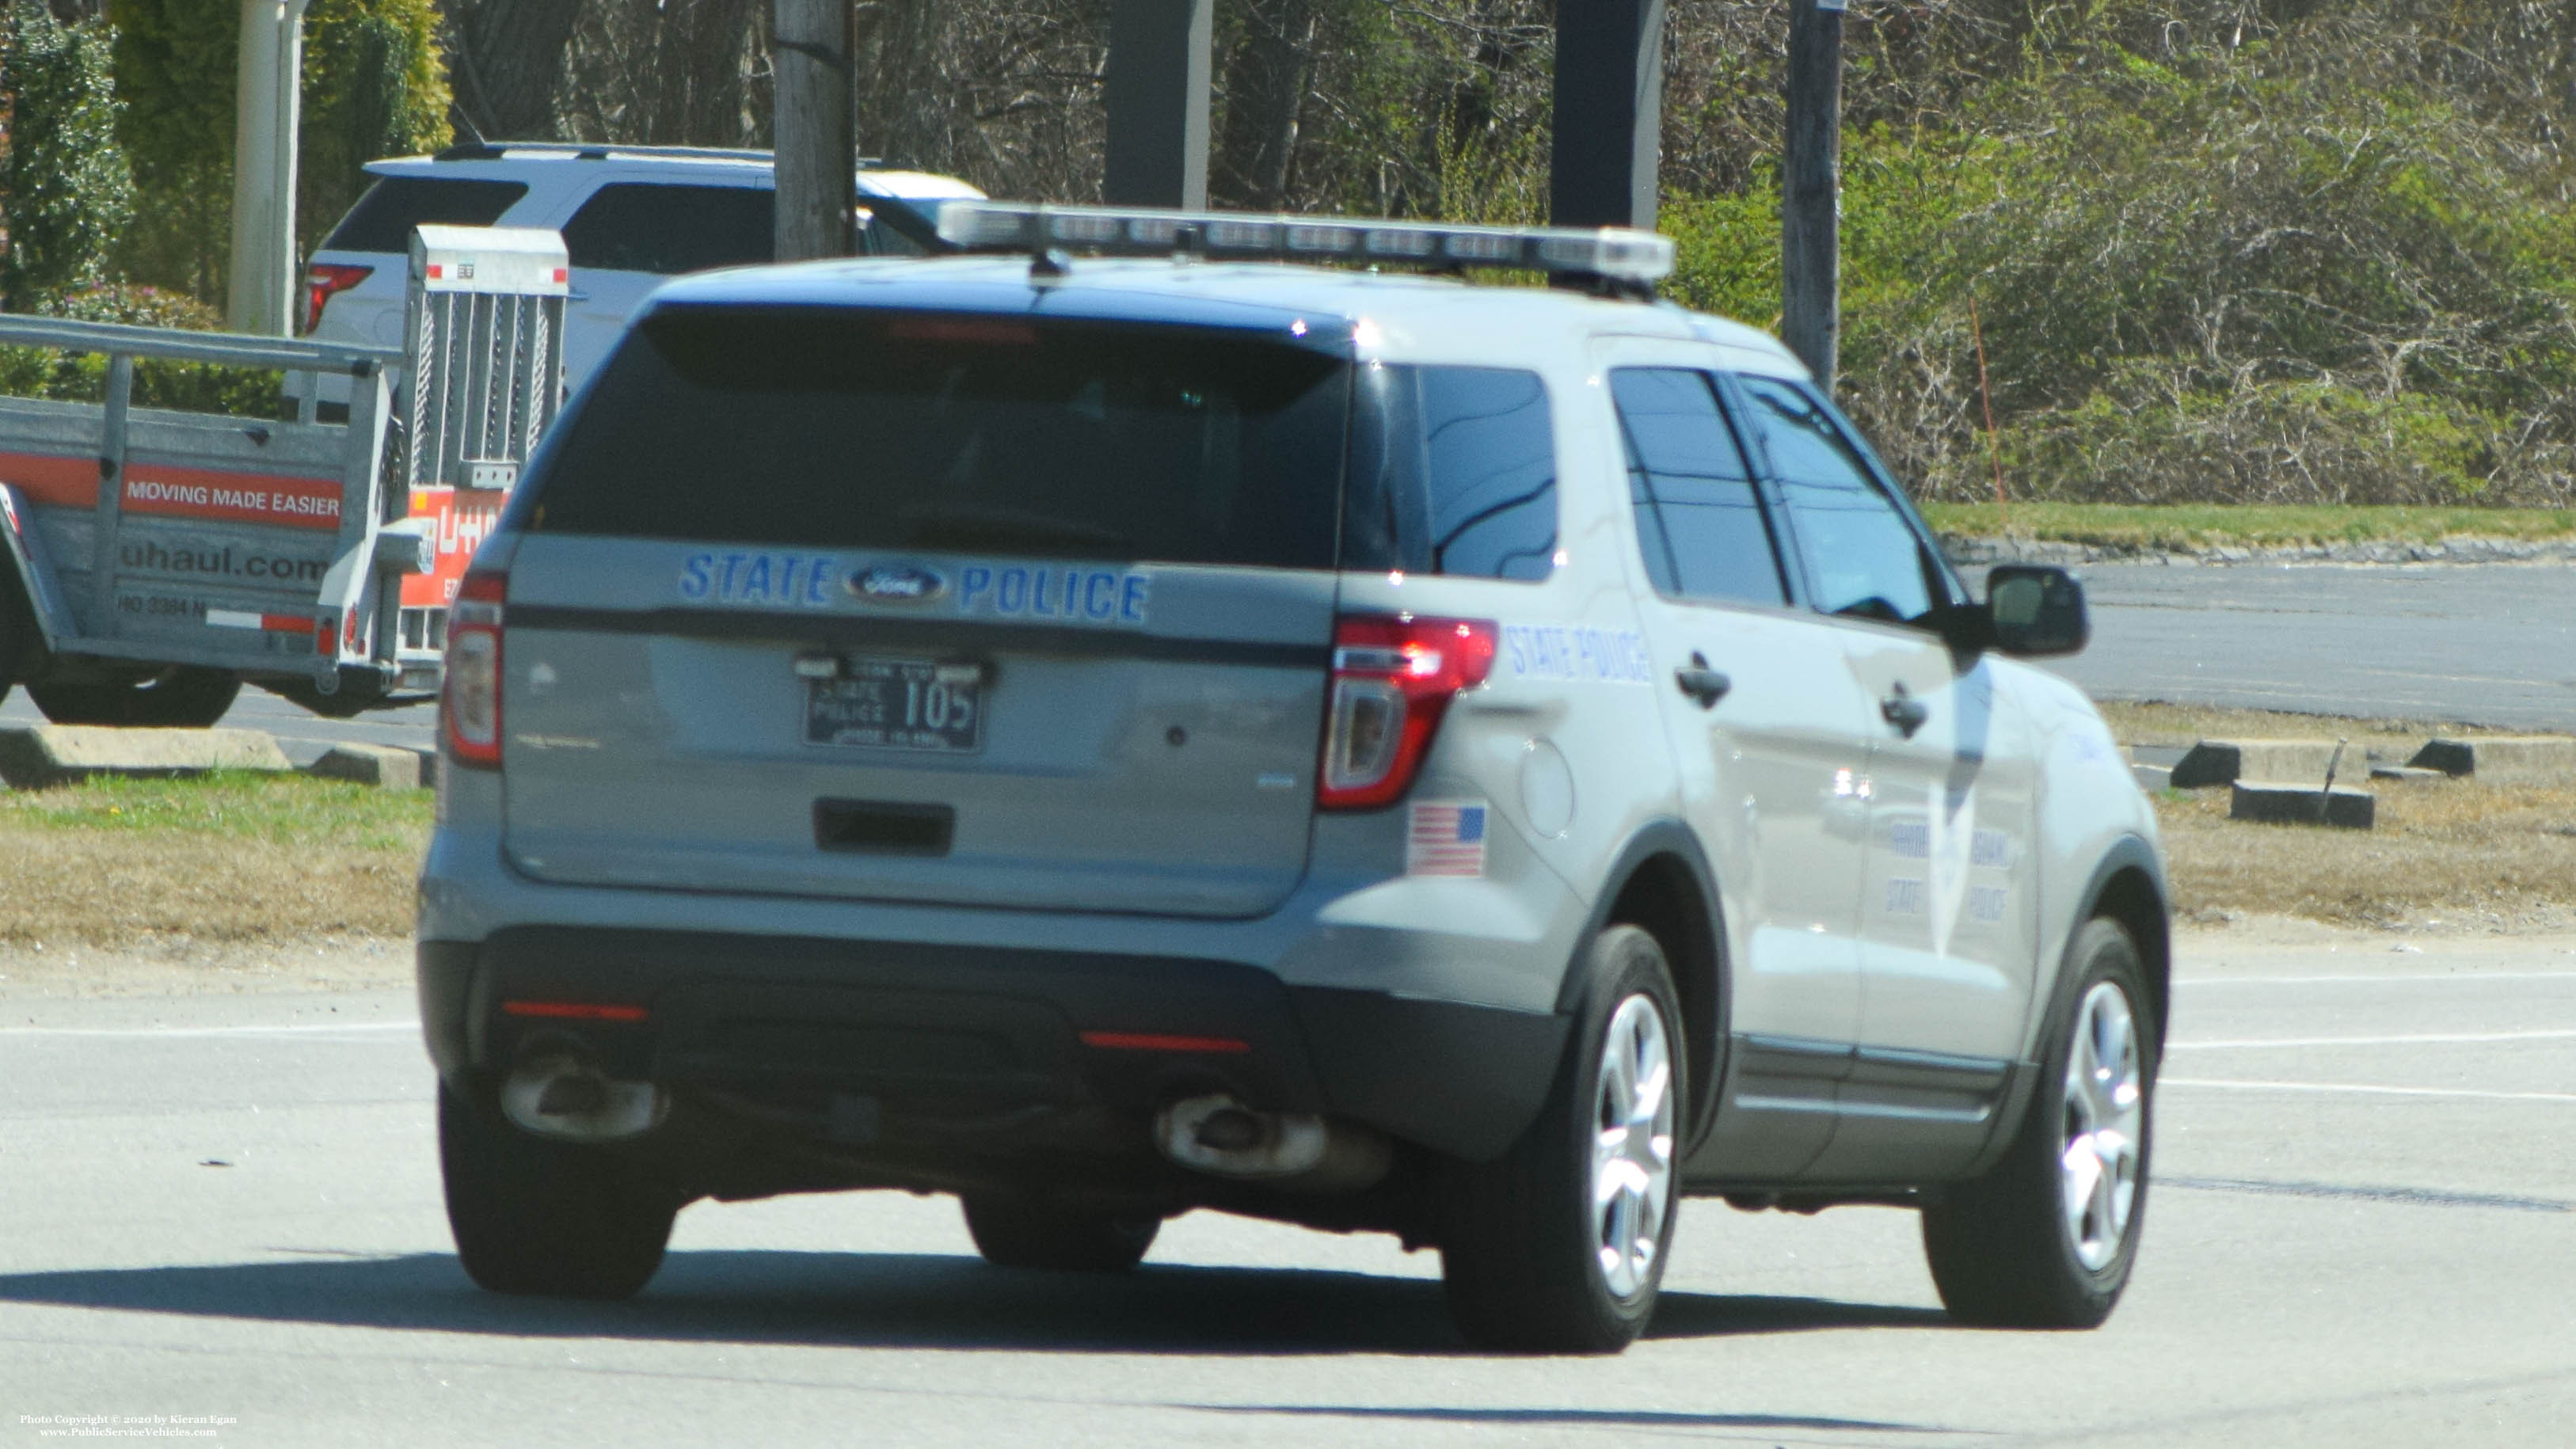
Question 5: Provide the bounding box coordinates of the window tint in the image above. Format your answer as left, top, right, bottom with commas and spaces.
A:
1610, 369, 1785, 607
1734, 375, 1937, 623
530, 308, 1349, 570
562, 184, 774, 275
321, 177, 527, 254
1344, 366, 1557, 582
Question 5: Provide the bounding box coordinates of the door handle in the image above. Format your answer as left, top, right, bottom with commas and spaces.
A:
1880, 684, 1929, 737
1675, 652, 1731, 709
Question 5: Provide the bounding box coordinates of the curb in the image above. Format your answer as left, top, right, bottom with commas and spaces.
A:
0, 724, 432, 791
1941, 533, 2576, 569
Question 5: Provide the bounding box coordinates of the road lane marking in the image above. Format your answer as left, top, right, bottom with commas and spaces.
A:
2177, 972, 2576, 987
0, 1021, 417, 1039
2165, 1175, 2575, 1214
2163, 1077, 2576, 1104
2171, 1029, 2576, 1050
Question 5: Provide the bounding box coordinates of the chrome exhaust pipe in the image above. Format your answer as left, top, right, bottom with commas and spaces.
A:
500, 1054, 668, 1142
1155, 1094, 1391, 1192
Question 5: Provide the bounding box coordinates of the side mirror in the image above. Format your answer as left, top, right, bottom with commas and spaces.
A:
1985, 564, 2089, 658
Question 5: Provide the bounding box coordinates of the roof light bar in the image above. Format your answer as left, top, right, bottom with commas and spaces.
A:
934, 201, 1676, 289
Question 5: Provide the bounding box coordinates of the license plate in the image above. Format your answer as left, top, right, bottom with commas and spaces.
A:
805, 658, 983, 753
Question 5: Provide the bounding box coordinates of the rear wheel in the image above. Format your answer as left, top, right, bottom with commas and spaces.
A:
961, 1193, 1159, 1272
27, 667, 241, 728
1922, 917, 2156, 1328
1439, 923, 1684, 1353
439, 1084, 679, 1299
0, 565, 35, 702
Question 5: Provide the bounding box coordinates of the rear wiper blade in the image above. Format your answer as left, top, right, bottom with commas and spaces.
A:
900, 504, 1132, 557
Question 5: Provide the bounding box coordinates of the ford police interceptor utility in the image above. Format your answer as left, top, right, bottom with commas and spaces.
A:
418, 202, 2169, 1352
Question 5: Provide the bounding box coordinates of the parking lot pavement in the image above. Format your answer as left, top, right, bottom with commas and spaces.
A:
0, 929, 2568, 1447
2032, 561, 2576, 728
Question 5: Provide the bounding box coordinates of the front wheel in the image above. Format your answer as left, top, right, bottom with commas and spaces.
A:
439, 1084, 679, 1299
27, 667, 241, 728
1439, 923, 1685, 1353
1922, 917, 2156, 1328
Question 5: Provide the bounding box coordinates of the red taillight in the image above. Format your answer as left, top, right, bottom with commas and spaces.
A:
442, 569, 506, 770
1317, 614, 1497, 810
301, 263, 374, 333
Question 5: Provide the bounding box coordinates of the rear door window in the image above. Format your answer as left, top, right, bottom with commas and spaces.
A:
528, 307, 1349, 569
1611, 368, 1786, 607
1344, 365, 1557, 582
561, 183, 774, 275
320, 177, 528, 254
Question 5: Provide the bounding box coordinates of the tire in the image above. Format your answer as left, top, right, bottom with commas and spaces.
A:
439, 1083, 679, 1299
27, 667, 241, 728
961, 1194, 1159, 1272
1922, 917, 2157, 1329
0, 563, 36, 694
1439, 923, 1685, 1354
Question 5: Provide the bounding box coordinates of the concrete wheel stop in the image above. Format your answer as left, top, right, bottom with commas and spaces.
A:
2229, 782, 2376, 829
0, 724, 291, 789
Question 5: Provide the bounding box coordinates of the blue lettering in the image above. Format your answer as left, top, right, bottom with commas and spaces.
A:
1031, 568, 1056, 617
1505, 626, 1529, 675
997, 568, 1028, 614
1083, 571, 1117, 619
806, 557, 835, 606
1119, 574, 1151, 623
960, 565, 993, 610
718, 553, 747, 599
741, 555, 772, 602
679, 554, 713, 600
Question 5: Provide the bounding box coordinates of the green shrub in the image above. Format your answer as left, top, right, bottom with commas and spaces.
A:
1, 3, 137, 309
0, 287, 279, 416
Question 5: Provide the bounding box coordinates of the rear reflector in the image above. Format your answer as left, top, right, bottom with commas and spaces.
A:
1079, 1031, 1251, 1055
502, 1000, 649, 1024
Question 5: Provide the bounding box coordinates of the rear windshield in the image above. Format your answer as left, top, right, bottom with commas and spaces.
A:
527, 308, 1349, 569
321, 177, 528, 254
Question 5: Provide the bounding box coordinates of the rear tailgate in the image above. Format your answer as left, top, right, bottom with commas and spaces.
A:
494, 302, 1349, 918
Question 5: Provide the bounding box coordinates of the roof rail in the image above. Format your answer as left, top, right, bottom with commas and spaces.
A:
434, 141, 884, 165
933, 202, 1675, 299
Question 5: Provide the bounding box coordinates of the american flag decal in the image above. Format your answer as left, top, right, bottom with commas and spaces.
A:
1407, 800, 1489, 877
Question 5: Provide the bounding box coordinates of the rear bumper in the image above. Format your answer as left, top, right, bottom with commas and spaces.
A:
420, 926, 1566, 1164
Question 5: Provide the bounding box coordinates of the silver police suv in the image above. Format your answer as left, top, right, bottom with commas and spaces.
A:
418, 203, 2169, 1353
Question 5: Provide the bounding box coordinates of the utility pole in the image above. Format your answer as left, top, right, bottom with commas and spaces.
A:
1550, 0, 1666, 230
773, 0, 855, 261
225, 0, 310, 336
1781, 0, 1844, 392
1103, 0, 1212, 208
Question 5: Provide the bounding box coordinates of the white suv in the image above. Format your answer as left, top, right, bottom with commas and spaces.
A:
297, 142, 983, 411
420, 204, 2169, 1352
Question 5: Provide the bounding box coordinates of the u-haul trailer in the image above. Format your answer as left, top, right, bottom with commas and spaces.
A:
0, 226, 568, 725
0, 319, 432, 724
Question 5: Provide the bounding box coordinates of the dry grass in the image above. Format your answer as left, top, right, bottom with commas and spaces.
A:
2154, 778, 2576, 930
1921, 503, 2576, 552
0, 772, 428, 945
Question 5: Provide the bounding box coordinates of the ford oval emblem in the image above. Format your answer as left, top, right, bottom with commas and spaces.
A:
847, 563, 948, 605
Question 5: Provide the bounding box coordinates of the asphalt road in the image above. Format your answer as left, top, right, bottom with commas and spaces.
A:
2036, 561, 2576, 729
12, 561, 2574, 759
1, 932, 2568, 1446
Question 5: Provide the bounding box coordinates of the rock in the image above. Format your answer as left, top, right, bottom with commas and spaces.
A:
2170, 740, 2356, 789
2229, 782, 2376, 830
2407, 736, 2576, 785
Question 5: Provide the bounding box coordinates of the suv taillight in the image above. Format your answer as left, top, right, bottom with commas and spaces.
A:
1318, 614, 1497, 811
442, 570, 506, 770
302, 263, 373, 333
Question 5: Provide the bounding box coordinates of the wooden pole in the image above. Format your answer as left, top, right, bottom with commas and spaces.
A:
1781, 0, 1843, 392
774, 0, 855, 261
